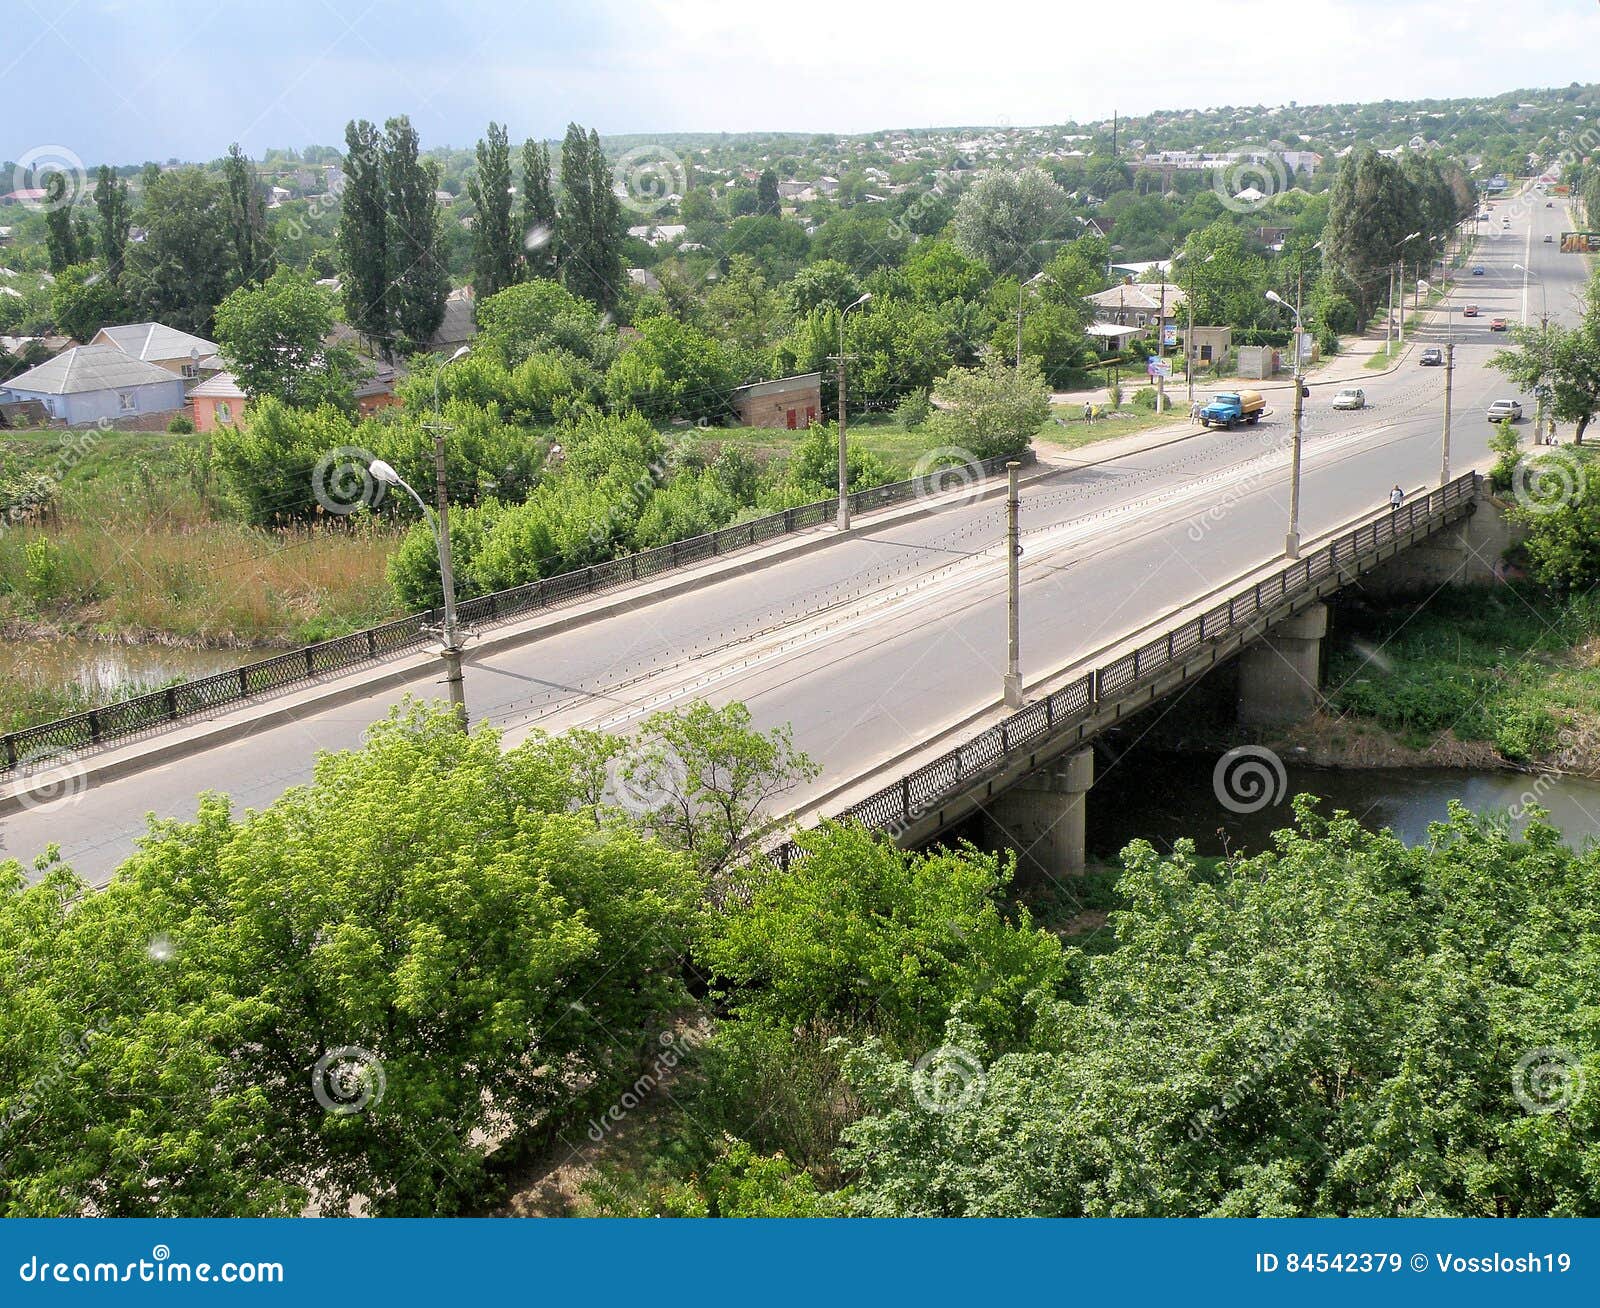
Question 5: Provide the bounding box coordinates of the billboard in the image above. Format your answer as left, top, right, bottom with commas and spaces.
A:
1146, 356, 1172, 379
1561, 232, 1600, 253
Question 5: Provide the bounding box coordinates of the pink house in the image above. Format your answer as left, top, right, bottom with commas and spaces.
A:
188, 372, 247, 432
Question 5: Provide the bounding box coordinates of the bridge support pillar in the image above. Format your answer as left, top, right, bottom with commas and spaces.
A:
1236, 602, 1327, 728
985, 747, 1094, 879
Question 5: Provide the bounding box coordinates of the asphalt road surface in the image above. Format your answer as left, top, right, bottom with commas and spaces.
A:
5, 189, 1583, 884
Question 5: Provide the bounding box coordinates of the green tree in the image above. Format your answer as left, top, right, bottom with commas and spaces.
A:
42, 174, 90, 274
953, 167, 1070, 279
50, 263, 130, 342
382, 115, 450, 353
212, 268, 356, 409
222, 143, 274, 285
604, 314, 742, 422
337, 119, 393, 359
468, 122, 518, 298
124, 167, 237, 335
558, 123, 625, 311
927, 354, 1050, 458
520, 139, 559, 280
784, 259, 861, 317
1321, 148, 1427, 321
839, 800, 1600, 1217
92, 166, 131, 280
756, 168, 782, 217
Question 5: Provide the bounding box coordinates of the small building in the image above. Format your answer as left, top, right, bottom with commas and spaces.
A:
1185, 326, 1232, 365
426, 288, 477, 354
732, 372, 822, 430
188, 371, 247, 431
1086, 282, 1186, 330
0, 345, 188, 425
91, 322, 220, 379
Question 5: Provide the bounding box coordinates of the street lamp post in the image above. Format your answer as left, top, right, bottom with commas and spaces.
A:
832, 292, 872, 531
373, 344, 472, 728
1266, 290, 1305, 558
1003, 461, 1022, 708
1391, 231, 1421, 349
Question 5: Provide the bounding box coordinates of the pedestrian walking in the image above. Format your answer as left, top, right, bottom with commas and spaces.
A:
1189, 400, 1203, 423
1389, 484, 1404, 512
1083, 401, 1094, 425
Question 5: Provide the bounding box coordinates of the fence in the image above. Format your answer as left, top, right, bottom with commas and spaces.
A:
772, 472, 1480, 868
1, 451, 1034, 773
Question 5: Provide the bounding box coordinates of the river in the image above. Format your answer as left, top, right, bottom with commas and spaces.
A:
1087, 751, 1600, 857
2, 637, 248, 706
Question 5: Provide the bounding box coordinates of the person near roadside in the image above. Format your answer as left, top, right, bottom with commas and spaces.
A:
1389, 484, 1404, 512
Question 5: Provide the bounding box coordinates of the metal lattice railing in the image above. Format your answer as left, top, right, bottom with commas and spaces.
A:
771, 472, 1481, 869
1, 451, 1035, 773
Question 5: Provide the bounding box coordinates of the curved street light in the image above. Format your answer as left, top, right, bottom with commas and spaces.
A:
1265, 290, 1307, 558
835, 292, 872, 531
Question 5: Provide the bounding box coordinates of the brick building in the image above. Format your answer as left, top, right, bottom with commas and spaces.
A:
732, 372, 823, 430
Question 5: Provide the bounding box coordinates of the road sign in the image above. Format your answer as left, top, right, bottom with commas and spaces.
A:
1146, 356, 1172, 379
1161, 326, 1177, 347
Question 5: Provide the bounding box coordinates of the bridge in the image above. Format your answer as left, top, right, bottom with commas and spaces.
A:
0, 189, 1576, 885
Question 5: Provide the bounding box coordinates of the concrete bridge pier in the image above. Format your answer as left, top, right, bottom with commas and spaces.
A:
985, 747, 1094, 879
1236, 603, 1328, 728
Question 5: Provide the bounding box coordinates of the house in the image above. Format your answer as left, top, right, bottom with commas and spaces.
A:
626, 224, 687, 247
1086, 282, 1186, 330
434, 189, 456, 206
190, 357, 401, 432
1184, 326, 1233, 365
91, 322, 220, 379
426, 287, 477, 354
187, 371, 248, 431
627, 267, 662, 293
0, 189, 47, 207
0, 345, 188, 425
732, 372, 822, 430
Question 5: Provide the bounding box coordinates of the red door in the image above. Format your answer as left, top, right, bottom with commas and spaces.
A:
786, 408, 797, 429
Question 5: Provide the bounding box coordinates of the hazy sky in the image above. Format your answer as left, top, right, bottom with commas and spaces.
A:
6, 0, 1600, 164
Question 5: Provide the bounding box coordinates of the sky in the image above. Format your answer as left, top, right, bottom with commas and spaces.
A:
6, 0, 1600, 164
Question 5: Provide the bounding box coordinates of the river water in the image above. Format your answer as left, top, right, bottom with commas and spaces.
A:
1087, 751, 1600, 857
2, 638, 246, 704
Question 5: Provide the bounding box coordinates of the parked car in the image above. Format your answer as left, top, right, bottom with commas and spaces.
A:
1331, 387, 1367, 411
1472, 265, 1486, 276
1420, 347, 1443, 366
1490, 317, 1509, 331
1548, 201, 1556, 208
1463, 304, 1479, 317
1486, 400, 1523, 423
1545, 234, 1554, 242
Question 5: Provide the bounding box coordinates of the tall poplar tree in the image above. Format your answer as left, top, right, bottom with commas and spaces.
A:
520, 139, 559, 280
558, 123, 623, 312
382, 115, 449, 352
223, 143, 274, 285
467, 122, 517, 298
93, 166, 131, 281
337, 118, 393, 359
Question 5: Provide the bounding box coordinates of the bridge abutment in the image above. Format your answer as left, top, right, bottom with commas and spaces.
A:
1363, 498, 1516, 592
984, 746, 1094, 879
1236, 602, 1327, 728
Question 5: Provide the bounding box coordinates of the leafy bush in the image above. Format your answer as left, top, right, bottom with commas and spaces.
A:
894, 389, 932, 428
166, 414, 195, 434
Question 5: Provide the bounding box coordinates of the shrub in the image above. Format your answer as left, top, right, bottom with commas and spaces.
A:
166, 414, 195, 434
894, 390, 932, 428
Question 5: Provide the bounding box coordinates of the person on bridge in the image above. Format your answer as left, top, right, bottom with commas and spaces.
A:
1390, 485, 1405, 512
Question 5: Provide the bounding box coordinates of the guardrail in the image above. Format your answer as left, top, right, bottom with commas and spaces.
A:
772, 471, 1480, 868
1, 450, 1034, 774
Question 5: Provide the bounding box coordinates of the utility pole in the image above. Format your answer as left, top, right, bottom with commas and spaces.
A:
1440, 341, 1454, 486
1286, 339, 1304, 559
1155, 281, 1168, 412
1003, 461, 1022, 708
1385, 265, 1395, 352
831, 292, 871, 531
430, 424, 467, 729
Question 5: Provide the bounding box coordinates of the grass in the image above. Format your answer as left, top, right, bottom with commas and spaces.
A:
1327, 586, 1600, 764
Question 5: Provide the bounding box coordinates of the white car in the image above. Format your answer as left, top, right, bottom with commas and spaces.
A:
1486, 399, 1523, 423
1331, 387, 1367, 411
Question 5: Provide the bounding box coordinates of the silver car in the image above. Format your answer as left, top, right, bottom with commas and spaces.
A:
1331, 387, 1366, 410
1486, 399, 1523, 423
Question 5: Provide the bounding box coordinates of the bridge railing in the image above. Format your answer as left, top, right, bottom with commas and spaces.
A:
0, 451, 1034, 774
772, 471, 1480, 868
